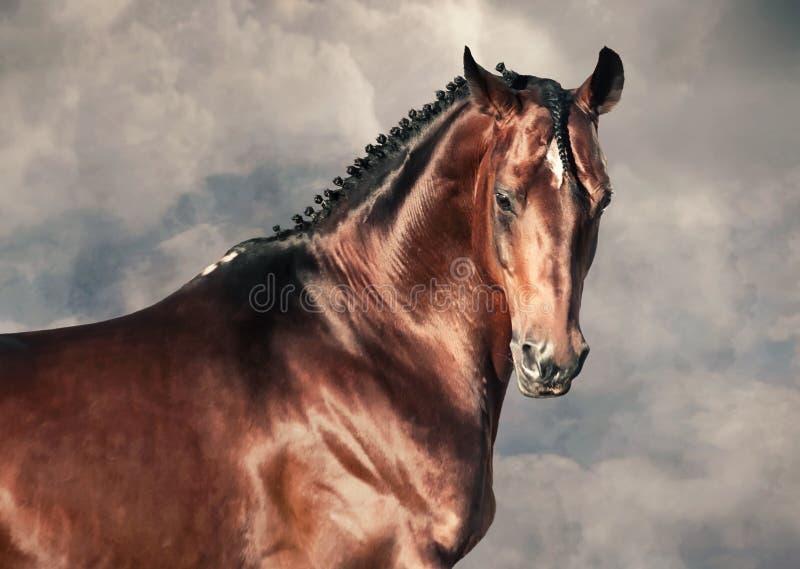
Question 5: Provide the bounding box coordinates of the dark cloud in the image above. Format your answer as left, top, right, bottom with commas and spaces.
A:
707, 0, 800, 74
0, 1, 798, 567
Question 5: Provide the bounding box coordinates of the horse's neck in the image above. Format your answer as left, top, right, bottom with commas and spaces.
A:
309, 105, 509, 403
315, 103, 488, 297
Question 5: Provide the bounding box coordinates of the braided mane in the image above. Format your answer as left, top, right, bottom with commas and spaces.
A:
265, 62, 575, 242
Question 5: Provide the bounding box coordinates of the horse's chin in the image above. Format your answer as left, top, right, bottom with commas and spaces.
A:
515, 372, 572, 399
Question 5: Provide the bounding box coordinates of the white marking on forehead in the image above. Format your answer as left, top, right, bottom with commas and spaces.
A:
544, 139, 563, 187
201, 263, 218, 276
220, 251, 239, 264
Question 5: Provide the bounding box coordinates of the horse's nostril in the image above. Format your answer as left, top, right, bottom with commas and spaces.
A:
520, 343, 542, 377
519, 341, 561, 382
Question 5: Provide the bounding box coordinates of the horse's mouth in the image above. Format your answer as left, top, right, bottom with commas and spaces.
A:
515, 373, 572, 399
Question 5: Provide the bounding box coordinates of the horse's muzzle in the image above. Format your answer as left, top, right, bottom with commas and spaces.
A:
511, 340, 589, 398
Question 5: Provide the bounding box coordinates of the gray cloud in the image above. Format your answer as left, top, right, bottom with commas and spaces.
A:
0, 0, 381, 236
464, 374, 800, 569
0, 1, 798, 567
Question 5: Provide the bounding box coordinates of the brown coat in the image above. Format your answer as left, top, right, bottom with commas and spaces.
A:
0, 46, 623, 568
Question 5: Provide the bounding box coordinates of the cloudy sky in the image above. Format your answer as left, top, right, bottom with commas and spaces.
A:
1, 0, 799, 567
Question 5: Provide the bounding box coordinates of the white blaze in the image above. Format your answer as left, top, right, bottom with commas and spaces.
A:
544, 139, 564, 187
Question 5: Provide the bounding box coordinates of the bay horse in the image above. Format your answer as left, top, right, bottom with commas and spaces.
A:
0, 47, 623, 568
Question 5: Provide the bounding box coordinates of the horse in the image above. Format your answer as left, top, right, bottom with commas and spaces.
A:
0, 46, 623, 568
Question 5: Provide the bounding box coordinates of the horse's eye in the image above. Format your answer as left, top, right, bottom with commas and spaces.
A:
495, 192, 513, 212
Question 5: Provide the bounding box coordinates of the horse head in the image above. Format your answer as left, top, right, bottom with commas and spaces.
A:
466, 47, 624, 398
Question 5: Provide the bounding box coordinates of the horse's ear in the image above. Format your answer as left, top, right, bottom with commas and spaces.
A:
464, 46, 519, 120
575, 47, 624, 115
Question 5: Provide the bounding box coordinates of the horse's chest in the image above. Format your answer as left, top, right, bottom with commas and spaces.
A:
247, 410, 493, 566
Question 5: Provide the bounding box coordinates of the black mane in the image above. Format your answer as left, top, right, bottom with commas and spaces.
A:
264, 62, 575, 243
